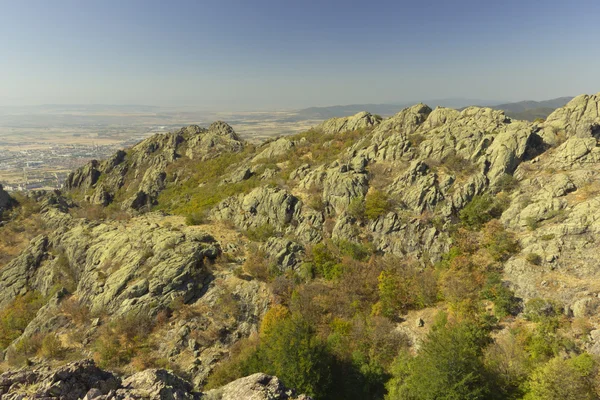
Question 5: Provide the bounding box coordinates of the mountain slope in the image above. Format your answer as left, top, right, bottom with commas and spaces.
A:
2, 93, 600, 399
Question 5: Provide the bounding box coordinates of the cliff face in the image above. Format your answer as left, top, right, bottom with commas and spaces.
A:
3, 93, 600, 398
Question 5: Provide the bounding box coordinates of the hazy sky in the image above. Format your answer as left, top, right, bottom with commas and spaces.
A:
1, 0, 599, 110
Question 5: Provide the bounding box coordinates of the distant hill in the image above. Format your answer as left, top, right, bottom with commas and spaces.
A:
488, 97, 573, 121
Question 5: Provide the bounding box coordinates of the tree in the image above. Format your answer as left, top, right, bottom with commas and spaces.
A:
525, 354, 598, 400
365, 189, 392, 220
252, 314, 333, 399
386, 314, 493, 400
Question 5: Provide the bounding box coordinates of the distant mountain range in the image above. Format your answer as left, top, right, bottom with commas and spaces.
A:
487, 97, 573, 121
296, 97, 574, 122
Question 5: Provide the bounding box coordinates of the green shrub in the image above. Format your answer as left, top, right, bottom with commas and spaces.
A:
525, 354, 597, 400
482, 273, 520, 318
206, 314, 333, 399
244, 223, 276, 242
39, 333, 66, 360
526, 216, 540, 231
0, 292, 46, 350
347, 196, 365, 220
185, 211, 205, 226
493, 174, 519, 194
386, 315, 493, 400
460, 194, 507, 230
523, 298, 563, 323
482, 220, 520, 262
336, 240, 372, 262
311, 243, 343, 280
526, 253, 542, 265
364, 189, 392, 220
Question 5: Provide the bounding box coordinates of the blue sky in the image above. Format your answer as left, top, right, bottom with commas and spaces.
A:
0, 0, 599, 109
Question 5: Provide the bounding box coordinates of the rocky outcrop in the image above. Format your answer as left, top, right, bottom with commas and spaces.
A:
0, 360, 311, 400
185, 122, 243, 160
65, 123, 244, 210
540, 93, 600, 144
360, 104, 432, 162
253, 138, 295, 162
262, 237, 304, 271
0, 211, 220, 314
0, 359, 119, 400
203, 373, 312, 400
211, 186, 301, 231
0, 235, 49, 308
316, 111, 381, 134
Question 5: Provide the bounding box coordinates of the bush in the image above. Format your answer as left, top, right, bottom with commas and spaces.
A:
38, 333, 66, 360
364, 189, 392, 220
482, 273, 520, 318
185, 211, 205, 226
336, 240, 372, 262
482, 220, 520, 262
347, 196, 365, 220
525, 354, 598, 400
375, 259, 437, 319
93, 312, 155, 369
493, 174, 519, 194
206, 314, 333, 399
526, 253, 542, 265
311, 243, 343, 280
386, 315, 493, 400
460, 194, 507, 230
244, 223, 276, 242
0, 292, 46, 350
523, 298, 563, 323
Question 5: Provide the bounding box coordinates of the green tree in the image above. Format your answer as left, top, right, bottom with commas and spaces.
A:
459, 194, 506, 230
251, 314, 333, 399
365, 189, 392, 220
386, 314, 493, 400
524, 354, 598, 400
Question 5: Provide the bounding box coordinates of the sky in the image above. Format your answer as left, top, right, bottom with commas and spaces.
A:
0, 0, 599, 110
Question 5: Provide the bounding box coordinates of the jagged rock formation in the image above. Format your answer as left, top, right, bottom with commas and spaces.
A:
65, 122, 243, 211
316, 111, 381, 134
0, 360, 310, 400
203, 373, 312, 400
0, 198, 269, 385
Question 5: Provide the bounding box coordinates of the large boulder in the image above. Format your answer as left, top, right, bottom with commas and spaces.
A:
316, 111, 380, 134
203, 373, 312, 400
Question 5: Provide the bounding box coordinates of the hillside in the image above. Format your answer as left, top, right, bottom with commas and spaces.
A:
1, 93, 600, 399
490, 96, 573, 121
